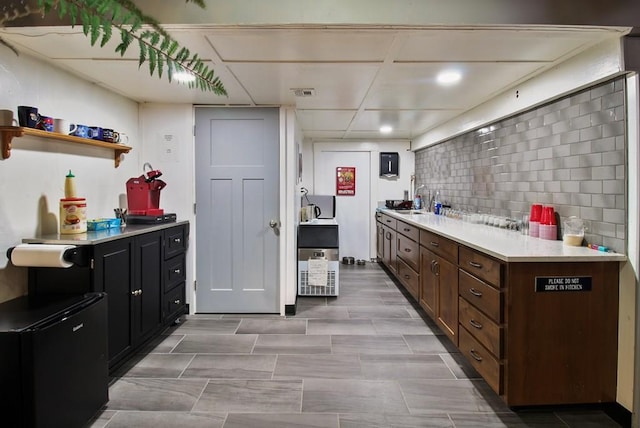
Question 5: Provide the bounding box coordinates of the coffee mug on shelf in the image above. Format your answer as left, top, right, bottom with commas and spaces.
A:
71, 124, 90, 138
17, 106, 39, 128
116, 132, 129, 144
88, 126, 103, 140
36, 115, 54, 132
0, 109, 18, 127
53, 118, 71, 134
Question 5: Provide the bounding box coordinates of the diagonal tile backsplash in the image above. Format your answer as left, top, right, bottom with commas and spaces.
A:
415, 78, 626, 253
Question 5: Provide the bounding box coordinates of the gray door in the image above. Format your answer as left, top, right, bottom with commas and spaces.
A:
195, 108, 280, 313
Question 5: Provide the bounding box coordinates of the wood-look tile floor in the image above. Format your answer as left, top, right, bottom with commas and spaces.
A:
89, 263, 625, 428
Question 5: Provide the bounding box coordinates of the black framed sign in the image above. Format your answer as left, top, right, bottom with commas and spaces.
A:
380, 152, 399, 177
535, 276, 592, 292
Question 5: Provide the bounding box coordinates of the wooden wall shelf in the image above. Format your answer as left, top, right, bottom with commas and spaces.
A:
0, 126, 132, 167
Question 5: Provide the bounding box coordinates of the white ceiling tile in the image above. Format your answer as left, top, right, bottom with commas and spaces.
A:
350, 109, 461, 136
365, 62, 545, 110
394, 28, 613, 62
228, 62, 379, 108
296, 110, 357, 130
54, 59, 251, 104
202, 29, 394, 62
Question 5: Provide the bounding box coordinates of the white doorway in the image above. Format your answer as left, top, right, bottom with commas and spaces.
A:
314, 150, 371, 261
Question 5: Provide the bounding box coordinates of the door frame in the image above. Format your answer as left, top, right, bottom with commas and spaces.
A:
189, 106, 296, 315
312, 141, 381, 260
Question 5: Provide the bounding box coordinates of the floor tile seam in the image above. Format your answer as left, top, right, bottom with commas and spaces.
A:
174, 353, 198, 379
438, 353, 465, 380
187, 377, 211, 414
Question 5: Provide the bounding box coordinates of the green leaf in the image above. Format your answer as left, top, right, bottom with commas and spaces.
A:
148, 48, 157, 75
81, 9, 91, 36
150, 32, 160, 46
167, 40, 179, 56
167, 59, 174, 82
138, 42, 147, 67
57, 0, 68, 19
157, 52, 164, 78
160, 36, 171, 51
90, 15, 101, 46
100, 22, 112, 47
68, 3, 78, 26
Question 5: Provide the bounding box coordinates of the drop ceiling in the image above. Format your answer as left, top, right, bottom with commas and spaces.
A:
0, 24, 628, 140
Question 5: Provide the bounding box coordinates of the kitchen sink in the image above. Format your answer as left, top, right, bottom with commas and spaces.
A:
393, 210, 426, 215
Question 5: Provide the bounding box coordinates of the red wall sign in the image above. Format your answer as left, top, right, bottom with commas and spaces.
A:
336, 167, 356, 196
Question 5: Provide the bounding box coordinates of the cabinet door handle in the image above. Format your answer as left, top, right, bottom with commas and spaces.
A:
403, 228, 410, 232
469, 319, 483, 329
131, 289, 142, 296
468, 261, 483, 269
404, 248, 411, 253
469, 349, 483, 362
174, 238, 181, 243
430, 260, 436, 274
430, 241, 439, 247
174, 269, 181, 274
434, 262, 440, 276
174, 299, 181, 304
404, 274, 410, 279
469, 288, 483, 297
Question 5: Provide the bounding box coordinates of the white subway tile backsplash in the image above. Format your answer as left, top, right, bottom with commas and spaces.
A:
415, 78, 626, 253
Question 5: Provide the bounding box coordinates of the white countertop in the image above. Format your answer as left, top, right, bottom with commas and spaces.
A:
379, 209, 626, 263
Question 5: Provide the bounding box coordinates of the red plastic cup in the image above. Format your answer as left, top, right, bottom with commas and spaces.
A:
530, 204, 542, 222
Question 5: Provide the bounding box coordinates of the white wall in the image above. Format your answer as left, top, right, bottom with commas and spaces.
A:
0, 51, 140, 303
138, 104, 195, 309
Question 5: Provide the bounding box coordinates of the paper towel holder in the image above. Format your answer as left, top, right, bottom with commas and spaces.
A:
6, 245, 90, 268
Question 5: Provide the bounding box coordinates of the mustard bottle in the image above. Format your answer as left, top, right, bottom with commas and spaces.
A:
64, 170, 77, 198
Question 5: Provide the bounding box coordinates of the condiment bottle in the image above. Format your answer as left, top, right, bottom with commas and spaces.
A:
65, 170, 77, 198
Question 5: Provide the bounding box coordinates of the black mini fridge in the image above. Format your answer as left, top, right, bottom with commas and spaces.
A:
0, 292, 108, 428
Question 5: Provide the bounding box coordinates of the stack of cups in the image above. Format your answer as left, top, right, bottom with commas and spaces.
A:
539, 206, 557, 240
529, 204, 542, 237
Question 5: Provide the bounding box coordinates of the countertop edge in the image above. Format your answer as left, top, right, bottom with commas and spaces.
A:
22, 220, 189, 245
378, 209, 627, 263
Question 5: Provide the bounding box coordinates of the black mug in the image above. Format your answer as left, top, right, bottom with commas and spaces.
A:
17, 106, 39, 128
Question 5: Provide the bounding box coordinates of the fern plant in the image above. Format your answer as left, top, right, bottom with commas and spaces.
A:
1, 0, 227, 95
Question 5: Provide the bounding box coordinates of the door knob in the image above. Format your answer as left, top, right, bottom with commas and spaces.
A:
269, 219, 279, 228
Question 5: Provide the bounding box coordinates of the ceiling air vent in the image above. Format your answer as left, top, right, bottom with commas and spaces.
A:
291, 88, 315, 97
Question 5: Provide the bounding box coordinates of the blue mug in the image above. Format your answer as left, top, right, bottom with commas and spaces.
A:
88, 126, 103, 140
70, 124, 90, 138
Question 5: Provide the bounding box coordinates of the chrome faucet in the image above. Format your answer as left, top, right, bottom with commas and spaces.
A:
413, 184, 426, 210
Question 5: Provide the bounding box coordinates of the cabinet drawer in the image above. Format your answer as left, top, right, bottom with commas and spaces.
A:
397, 220, 419, 242
381, 214, 397, 230
164, 226, 187, 260
164, 282, 186, 321
397, 258, 419, 301
420, 230, 458, 263
459, 246, 501, 287
459, 297, 502, 358
164, 254, 186, 293
458, 270, 502, 322
397, 233, 419, 271
459, 327, 503, 395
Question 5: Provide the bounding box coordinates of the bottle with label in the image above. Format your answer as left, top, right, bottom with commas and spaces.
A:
60, 170, 87, 234
64, 170, 77, 198
414, 194, 422, 210
434, 191, 442, 215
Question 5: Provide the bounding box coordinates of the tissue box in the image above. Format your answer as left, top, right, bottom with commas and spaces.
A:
87, 218, 121, 230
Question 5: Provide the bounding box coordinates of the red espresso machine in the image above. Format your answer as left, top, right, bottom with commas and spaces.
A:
126, 163, 176, 224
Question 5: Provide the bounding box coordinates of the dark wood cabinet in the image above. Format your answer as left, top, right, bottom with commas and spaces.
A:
376, 210, 620, 407
93, 238, 134, 364
132, 231, 163, 347
26, 222, 189, 371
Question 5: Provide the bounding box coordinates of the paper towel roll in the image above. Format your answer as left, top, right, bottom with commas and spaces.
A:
9, 244, 76, 268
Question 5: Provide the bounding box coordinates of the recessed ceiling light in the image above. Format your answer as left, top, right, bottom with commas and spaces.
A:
436, 70, 462, 86
173, 71, 196, 83
380, 125, 393, 134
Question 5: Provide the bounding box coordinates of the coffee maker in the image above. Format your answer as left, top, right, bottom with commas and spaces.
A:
125, 163, 176, 224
